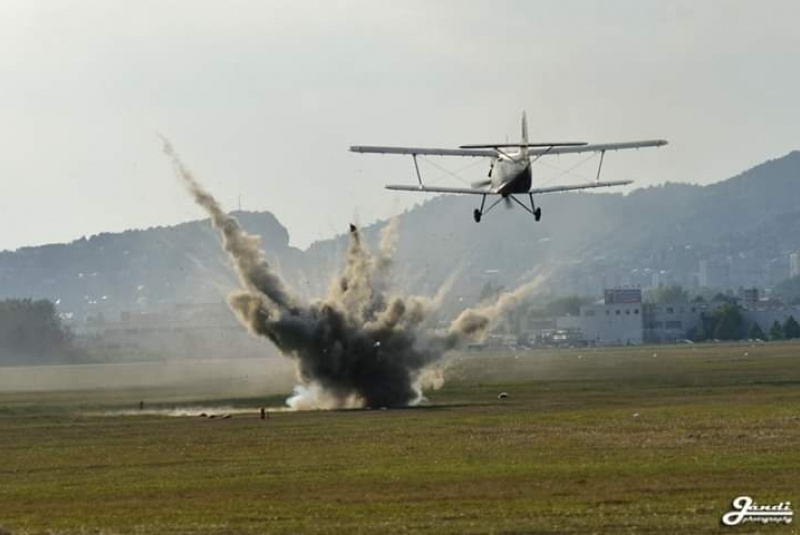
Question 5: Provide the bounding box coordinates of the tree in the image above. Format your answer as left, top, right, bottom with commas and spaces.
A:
712, 292, 737, 305
652, 285, 689, 304
687, 325, 707, 342
711, 303, 745, 341
748, 322, 765, 340
784, 316, 800, 339
769, 320, 784, 341
0, 298, 76, 365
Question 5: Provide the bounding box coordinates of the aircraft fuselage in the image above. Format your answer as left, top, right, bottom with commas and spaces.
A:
490, 153, 532, 195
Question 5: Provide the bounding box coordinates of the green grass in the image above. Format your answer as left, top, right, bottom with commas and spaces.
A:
1, 342, 799, 534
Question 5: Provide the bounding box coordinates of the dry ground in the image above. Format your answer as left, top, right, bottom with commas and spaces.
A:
1, 342, 799, 534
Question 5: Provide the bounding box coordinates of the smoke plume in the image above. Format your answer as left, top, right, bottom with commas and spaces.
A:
164, 139, 544, 409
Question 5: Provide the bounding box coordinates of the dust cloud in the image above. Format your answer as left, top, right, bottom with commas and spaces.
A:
163, 138, 545, 409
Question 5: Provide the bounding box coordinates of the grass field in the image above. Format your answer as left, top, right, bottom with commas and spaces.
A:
1, 342, 799, 534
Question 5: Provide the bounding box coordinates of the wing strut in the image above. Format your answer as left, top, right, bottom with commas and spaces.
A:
412, 154, 424, 187
595, 150, 606, 183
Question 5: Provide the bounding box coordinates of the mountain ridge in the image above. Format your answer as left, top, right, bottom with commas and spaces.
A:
1, 151, 799, 321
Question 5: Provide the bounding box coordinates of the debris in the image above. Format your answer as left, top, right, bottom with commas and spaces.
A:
497, 392, 509, 399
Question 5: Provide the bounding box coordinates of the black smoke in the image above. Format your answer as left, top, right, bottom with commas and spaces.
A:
164, 139, 543, 408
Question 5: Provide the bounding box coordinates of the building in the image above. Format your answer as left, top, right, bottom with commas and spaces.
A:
604, 288, 642, 304
698, 260, 709, 287
580, 289, 644, 345
643, 302, 710, 343
580, 301, 643, 345
78, 302, 278, 360
696, 257, 733, 289
577, 288, 729, 345
741, 288, 759, 308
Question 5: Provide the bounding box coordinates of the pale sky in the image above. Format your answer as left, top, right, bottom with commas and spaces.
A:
1, 0, 798, 251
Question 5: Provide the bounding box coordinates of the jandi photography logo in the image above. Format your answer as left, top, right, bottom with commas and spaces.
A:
722, 496, 793, 526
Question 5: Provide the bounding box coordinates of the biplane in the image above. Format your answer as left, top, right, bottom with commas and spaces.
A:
350, 112, 666, 222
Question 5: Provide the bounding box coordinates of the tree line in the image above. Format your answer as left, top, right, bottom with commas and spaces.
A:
693, 303, 800, 341
0, 299, 78, 365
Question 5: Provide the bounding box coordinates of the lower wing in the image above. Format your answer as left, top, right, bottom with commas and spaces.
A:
385, 180, 632, 196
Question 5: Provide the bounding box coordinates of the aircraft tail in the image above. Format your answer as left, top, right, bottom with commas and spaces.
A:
520, 111, 529, 158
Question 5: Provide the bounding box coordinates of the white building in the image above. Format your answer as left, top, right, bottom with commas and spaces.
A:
643, 302, 710, 343
699, 260, 709, 287
577, 288, 733, 345
580, 301, 644, 345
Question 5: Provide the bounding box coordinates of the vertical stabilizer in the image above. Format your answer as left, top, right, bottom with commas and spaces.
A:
520, 111, 530, 158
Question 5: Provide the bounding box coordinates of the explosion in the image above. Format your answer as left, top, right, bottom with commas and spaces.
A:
163, 138, 544, 409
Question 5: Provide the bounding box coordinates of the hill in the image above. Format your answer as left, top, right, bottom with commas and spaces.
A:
308, 150, 800, 304
0, 211, 305, 322
1, 151, 799, 323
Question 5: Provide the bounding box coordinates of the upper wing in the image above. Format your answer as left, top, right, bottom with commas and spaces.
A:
385, 180, 633, 196
528, 140, 667, 156
352, 140, 666, 158
350, 145, 495, 158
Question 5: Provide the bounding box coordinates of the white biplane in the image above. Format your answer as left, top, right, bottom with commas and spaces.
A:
350, 112, 666, 223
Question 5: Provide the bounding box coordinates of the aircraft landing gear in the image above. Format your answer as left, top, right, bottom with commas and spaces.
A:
473, 194, 504, 223
505, 193, 543, 222
473, 193, 543, 223
529, 193, 542, 222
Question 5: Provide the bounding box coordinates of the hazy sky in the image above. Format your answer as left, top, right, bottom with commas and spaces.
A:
1, 0, 798, 251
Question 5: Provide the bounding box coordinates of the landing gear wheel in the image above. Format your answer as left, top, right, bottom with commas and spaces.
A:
473, 209, 482, 223
534, 207, 542, 222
